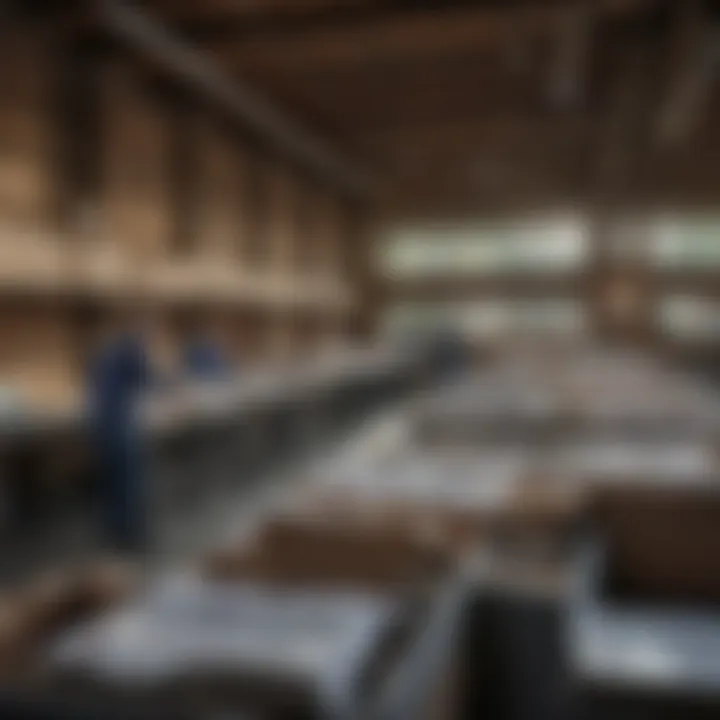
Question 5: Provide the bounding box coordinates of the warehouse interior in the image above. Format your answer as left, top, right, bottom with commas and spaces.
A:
2, 1, 720, 719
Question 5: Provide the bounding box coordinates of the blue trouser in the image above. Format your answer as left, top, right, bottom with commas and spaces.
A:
94, 424, 149, 553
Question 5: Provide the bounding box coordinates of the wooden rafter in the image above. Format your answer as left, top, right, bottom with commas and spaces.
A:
93, 0, 371, 195
657, 0, 718, 144
547, 0, 595, 108
205, 0, 657, 73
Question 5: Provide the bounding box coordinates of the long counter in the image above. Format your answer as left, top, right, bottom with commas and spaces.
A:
0, 345, 719, 720
0, 343, 434, 568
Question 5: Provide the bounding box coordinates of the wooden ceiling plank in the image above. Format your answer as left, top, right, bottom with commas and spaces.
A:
95, 0, 371, 195
547, 0, 595, 108
209, 0, 657, 73
657, 0, 718, 144
148, 0, 367, 23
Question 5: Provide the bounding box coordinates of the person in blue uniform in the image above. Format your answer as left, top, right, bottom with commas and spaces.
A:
87, 308, 154, 553
183, 319, 232, 380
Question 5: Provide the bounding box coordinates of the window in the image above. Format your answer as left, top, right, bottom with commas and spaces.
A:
652, 217, 720, 268
379, 217, 587, 279
657, 296, 720, 340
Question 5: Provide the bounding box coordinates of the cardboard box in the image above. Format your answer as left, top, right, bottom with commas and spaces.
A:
494, 473, 588, 535
591, 483, 720, 602
204, 515, 453, 592
0, 560, 136, 678
282, 485, 489, 555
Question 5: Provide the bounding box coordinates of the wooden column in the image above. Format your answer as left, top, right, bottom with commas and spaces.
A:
589, 218, 657, 347
266, 162, 297, 273
234, 143, 254, 264
97, 62, 171, 278
585, 38, 659, 348
0, 24, 81, 410
264, 312, 293, 362
167, 91, 200, 257
345, 206, 379, 341
240, 151, 272, 269
315, 191, 344, 283
0, 24, 61, 287
0, 300, 79, 411
264, 162, 296, 359
193, 112, 258, 358
196, 115, 241, 262
233, 149, 275, 360
91, 62, 175, 369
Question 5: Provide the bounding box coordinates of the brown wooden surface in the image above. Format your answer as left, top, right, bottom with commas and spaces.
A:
127, 0, 720, 216
593, 484, 720, 602
99, 62, 171, 266
0, 303, 80, 411
203, 515, 453, 591
0, 28, 54, 228
2, 1, 720, 381
0, 560, 136, 678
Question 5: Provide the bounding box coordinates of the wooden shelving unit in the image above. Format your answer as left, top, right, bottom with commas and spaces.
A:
0, 18, 367, 412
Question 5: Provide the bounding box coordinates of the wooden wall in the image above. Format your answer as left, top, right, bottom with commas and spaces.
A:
0, 21, 362, 411
0, 28, 61, 287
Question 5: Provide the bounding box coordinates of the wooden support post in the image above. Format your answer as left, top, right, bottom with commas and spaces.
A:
196, 114, 242, 262
267, 161, 296, 273
585, 38, 659, 347
167, 91, 201, 257
262, 162, 296, 357
346, 207, 379, 341
234, 144, 252, 263
588, 218, 658, 347
547, 0, 594, 108
657, 0, 717, 145
96, 0, 370, 197
0, 22, 62, 289
0, 23, 84, 410
238, 151, 272, 269
0, 301, 80, 411
302, 185, 324, 277
97, 61, 171, 280
266, 312, 293, 361
315, 191, 347, 285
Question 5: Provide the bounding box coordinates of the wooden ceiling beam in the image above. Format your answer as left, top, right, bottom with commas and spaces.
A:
546, 0, 595, 108
92, 0, 372, 195
350, 116, 592, 149
582, 36, 659, 211
388, 170, 720, 215
207, 0, 657, 73
147, 0, 366, 22
657, 0, 718, 144
244, 58, 552, 133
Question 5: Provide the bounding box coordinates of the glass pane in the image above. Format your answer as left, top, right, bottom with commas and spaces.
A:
378, 217, 588, 279
652, 217, 720, 267
658, 296, 720, 338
